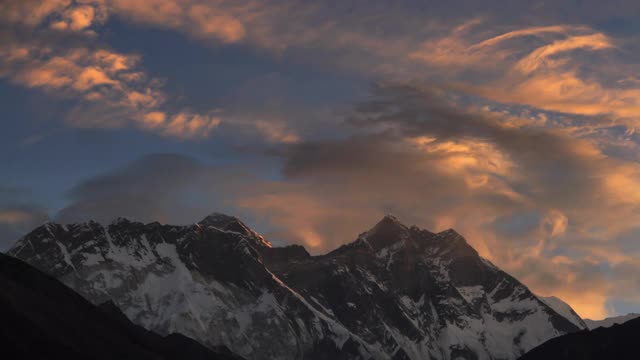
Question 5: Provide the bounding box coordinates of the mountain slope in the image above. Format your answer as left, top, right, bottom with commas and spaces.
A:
519, 316, 640, 360
539, 296, 587, 329
584, 313, 640, 329
0, 252, 239, 360
9, 213, 583, 360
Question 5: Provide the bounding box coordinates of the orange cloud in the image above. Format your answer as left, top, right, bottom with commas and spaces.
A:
409, 22, 587, 70
467, 71, 640, 124
108, 0, 246, 43
410, 20, 640, 126
142, 111, 167, 128
0, 0, 230, 139
514, 33, 614, 74
0, 210, 36, 224
51, 4, 98, 31
0, 35, 220, 139
254, 120, 300, 144
161, 112, 222, 139
0, 0, 72, 27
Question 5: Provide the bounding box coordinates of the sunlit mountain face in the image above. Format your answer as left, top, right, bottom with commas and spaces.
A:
1, 0, 640, 337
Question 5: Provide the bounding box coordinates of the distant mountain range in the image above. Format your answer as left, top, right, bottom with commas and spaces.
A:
7, 213, 586, 360
0, 252, 240, 359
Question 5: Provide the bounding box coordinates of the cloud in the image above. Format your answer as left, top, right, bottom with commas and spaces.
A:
56, 154, 204, 224
50, 4, 106, 33
43, 82, 640, 318
0, 40, 220, 139
0, 205, 50, 251
54, 153, 254, 225
4, 0, 640, 319
43, 77, 640, 319
408, 20, 640, 127
149, 112, 222, 139
227, 83, 640, 319
253, 120, 300, 144
108, 0, 245, 43
513, 33, 614, 74
0, 0, 72, 27
5, 1, 640, 143
0, 2, 221, 139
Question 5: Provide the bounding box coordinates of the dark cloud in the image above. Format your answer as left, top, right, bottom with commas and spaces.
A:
56, 154, 227, 224
277, 83, 605, 213
491, 211, 542, 238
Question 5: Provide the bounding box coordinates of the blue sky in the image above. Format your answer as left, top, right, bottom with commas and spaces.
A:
3, 0, 640, 319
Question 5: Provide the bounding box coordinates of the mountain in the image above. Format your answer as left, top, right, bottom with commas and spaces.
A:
539, 296, 587, 329
0, 252, 240, 359
8, 213, 583, 360
518, 316, 640, 360
584, 313, 640, 329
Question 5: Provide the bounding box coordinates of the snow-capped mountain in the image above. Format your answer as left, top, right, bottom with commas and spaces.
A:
584, 313, 640, 329
8, 213, 583, 360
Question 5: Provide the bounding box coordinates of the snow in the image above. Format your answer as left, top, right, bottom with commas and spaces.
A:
358, 268, 388, 291
263, 267, 386, 359
375, 239, 405, 269
310, 296, 336, 317
82, 252, 105, 266
55, 240, 76, 271
232, 291, 282, 334
102, 229, 156, 268
457, 286, 484, 304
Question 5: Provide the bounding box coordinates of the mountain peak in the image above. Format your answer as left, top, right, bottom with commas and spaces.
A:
109, 217, 133, 226
372, 214, 407, 231
358, 214, 410, 251
199, 212, 249, 233
436, 228, 462, 238
380, 213, 402, 223
198, 212, 272, 248
199, 212, 239, 225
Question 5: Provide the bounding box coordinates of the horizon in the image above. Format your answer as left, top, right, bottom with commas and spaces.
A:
3, 0, 640, 321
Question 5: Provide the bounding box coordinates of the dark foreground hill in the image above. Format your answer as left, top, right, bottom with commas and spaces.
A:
519, 316, 640, 360
0, 253, 240, 360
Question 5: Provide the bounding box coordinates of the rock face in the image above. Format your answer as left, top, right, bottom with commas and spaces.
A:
9, 213, 583, 360
0, 252, 239, 360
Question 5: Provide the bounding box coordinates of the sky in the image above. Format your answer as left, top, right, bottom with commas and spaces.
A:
2, 0, 640, 320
